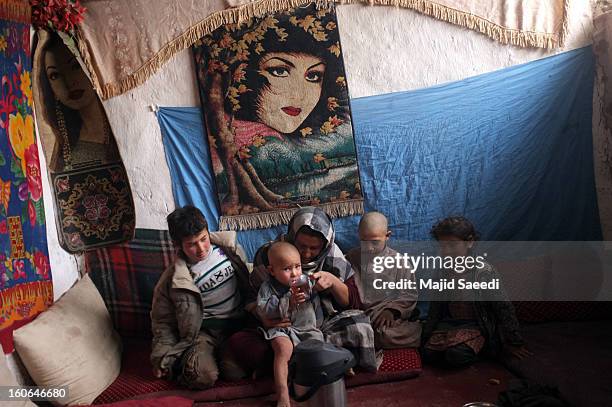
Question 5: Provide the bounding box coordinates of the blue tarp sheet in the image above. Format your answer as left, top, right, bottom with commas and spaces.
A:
158, 46, 601, 261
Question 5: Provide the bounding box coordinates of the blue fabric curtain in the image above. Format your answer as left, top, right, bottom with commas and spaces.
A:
158, 46, 601, 261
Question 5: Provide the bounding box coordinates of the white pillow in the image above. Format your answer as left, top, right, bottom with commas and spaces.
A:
13, 274, 121, 406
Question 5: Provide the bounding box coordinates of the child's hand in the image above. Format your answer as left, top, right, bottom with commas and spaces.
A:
372, 309, 396, 331
290, 291, 307, 308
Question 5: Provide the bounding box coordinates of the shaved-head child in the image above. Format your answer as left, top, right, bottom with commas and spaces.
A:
346, 211, 422, 349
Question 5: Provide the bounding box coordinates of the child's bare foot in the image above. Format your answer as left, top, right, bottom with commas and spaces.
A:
345, 367, 356, 377
276, 394, 291, 407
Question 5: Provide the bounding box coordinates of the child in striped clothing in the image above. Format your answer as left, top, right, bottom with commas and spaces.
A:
151, 206, 252, 389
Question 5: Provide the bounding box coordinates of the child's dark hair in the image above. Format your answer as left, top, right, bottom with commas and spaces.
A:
430, 216, 480, 241
167, 206, 208, 244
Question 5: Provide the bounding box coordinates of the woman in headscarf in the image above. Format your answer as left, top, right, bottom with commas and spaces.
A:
226, 207, 377, 376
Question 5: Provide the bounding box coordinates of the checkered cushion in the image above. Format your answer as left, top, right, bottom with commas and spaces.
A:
86, 229, 176, 338
93, 339, 421, 404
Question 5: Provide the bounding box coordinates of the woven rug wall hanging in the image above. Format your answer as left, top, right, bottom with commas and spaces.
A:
193, 2, 363, 230
51, 162, 135, 253
0, 0, 53, 353
30, 30, 136, 253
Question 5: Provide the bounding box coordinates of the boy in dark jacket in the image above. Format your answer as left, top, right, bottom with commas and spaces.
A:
150, 205, 253, 388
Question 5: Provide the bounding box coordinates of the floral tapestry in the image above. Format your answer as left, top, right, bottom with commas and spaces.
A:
0, 0, 53, 353
31, 29, 136, 253
51, 163, 135, 252
193, 2, 363, 230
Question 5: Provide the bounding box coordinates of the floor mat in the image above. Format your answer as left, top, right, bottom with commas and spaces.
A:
94, 339, 421, 404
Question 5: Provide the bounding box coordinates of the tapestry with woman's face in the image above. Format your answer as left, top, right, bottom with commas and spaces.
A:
193, 3, 363, 230
31, 31, 135, 253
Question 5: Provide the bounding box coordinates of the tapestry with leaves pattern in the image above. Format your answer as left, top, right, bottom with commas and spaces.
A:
192, 3, 363, 230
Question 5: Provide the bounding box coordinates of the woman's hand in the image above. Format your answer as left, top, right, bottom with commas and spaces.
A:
310, 271, 340, 292
309, 271, 349, 307
372, 309, 395, 330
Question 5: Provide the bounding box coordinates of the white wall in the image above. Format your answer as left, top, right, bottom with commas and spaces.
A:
336, 3, 592, 97
47, 2, 594, 297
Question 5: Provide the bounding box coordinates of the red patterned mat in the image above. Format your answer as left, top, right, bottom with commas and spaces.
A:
94, 340, 421, 404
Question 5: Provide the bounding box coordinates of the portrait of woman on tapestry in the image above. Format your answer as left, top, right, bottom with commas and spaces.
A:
31, 31, 135, 253
33, 31, 120, 172
193, 3, 362, 228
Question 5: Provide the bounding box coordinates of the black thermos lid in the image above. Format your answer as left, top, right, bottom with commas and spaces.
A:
289, 339, 356, 386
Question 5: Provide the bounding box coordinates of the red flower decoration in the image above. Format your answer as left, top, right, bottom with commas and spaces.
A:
13, 259, 26, 280
33, 250, 50, 280
0, 75, 16, 130
28, 200, 37, 225
30, 0, 87, 32
21, 25, 30, 54
83, 193, 109, 221
25, 144, 43, 202
55, 177, 69, 192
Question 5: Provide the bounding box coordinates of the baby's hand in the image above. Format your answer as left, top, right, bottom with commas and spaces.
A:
290, 291, 307, 308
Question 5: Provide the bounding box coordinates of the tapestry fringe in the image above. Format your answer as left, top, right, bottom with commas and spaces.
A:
219, 199, 364, 230
79, 0, 567, 100
75, 28, 104, 98
338, 0, 561, 49
0, 281, 53, 330
0, 0, 30, 24
93, 0, 328, 99
558, 0, 570, 49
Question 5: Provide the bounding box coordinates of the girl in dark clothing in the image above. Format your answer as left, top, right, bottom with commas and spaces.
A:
422, 216, 531, 368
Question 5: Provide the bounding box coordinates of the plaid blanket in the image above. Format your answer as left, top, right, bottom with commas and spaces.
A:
86, 229, 175, 338
321, 309, 377, 371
